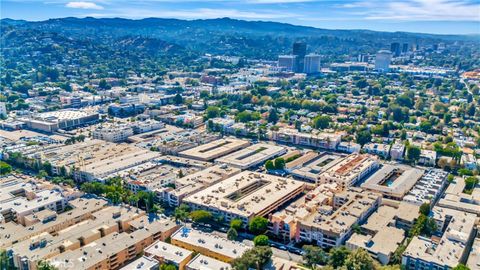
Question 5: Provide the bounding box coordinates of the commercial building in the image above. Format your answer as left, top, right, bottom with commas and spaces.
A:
403, 169, 448, 205
171, 227, 249, 263
319, 154, 379, 189
93, 124, 134, 143
184, 171, 305, 224
402, 207, 476, 270
292, 41, 307, 73
361, 165, 424, 200
23, 140, 162, 182
390, 42, 401, 57
375, 50, 392, 72
269, 128, 342, 150
215, 143, 286, 170
20, 108, 99, 133
278, 55, 297, 72
179, 138, 250, 162
304, 54, 321, 74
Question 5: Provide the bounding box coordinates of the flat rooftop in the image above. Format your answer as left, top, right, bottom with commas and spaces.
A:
320, 154, 378, 186
184, 171, 305, 218
179, 138, 250, 161
215, 143, 286, 169
404, 207, 476, 268
186, 254, 232, 270
171, 227, 249, 260
145, 240, 192, 264
120, 256, 158, 270
361, 164, 424, 199
291, 153, 343, 181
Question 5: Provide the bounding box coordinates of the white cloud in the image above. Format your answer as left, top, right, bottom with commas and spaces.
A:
65, 1, 104, 10
342, 0, 480, 21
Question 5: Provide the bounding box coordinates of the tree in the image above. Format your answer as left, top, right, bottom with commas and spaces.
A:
0, 161, 12, 175
465, 177, 478, 191
302, 245, 327, 269
0, 249, 12, 270
248, 217, 268, 235
231, 246, 272, 270
265, 160, 275, 171
174, 204, 190, 222
160, 264, 178, 270
253, 235, 269, 246
267, 109, 279, 124
174, 93, 183, 105
227, 228, 239, 241
344, 248, 376, 270
274, 158, 285, 170
452, 264, 471, 270
230, 219, 243, 230
329, 246, 350, 268
419, 203, 431, 216
38, 260, 58, 270
313, 115, 331, 129
205, 106, 221, 119
356, 130, 372, 146
189, 210, 213, 224
407, 145, 421, 162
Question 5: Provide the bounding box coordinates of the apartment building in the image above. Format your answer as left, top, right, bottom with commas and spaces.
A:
319, 154, 379, 189
155, 164, 241, 207
295, 188, 381, 248
184, 171, 305, 225
361, 164, 424, 200
403, 169, 448, 206
346, 205, 406, 265
171, 227, 249, 263
269, 128, 342, 150
402, 207, 476, 270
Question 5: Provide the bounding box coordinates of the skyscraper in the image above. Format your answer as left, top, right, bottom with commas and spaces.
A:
402, 43, 409, 53
375, 50, 392, 72
390, 42, 401, 57
304, 54, 321, 74
292, 41, 307, 72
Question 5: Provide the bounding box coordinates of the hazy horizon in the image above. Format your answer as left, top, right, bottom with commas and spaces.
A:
2, 0, 480, 35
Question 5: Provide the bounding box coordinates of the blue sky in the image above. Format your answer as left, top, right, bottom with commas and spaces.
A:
2, 0, 480, 34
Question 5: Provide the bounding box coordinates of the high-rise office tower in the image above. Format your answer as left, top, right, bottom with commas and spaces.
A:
304, 54, 321, 74
402, 43, 409, 53
375, 50, 392, 72
292, 41, 307, 72
390, 42, 401, 57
